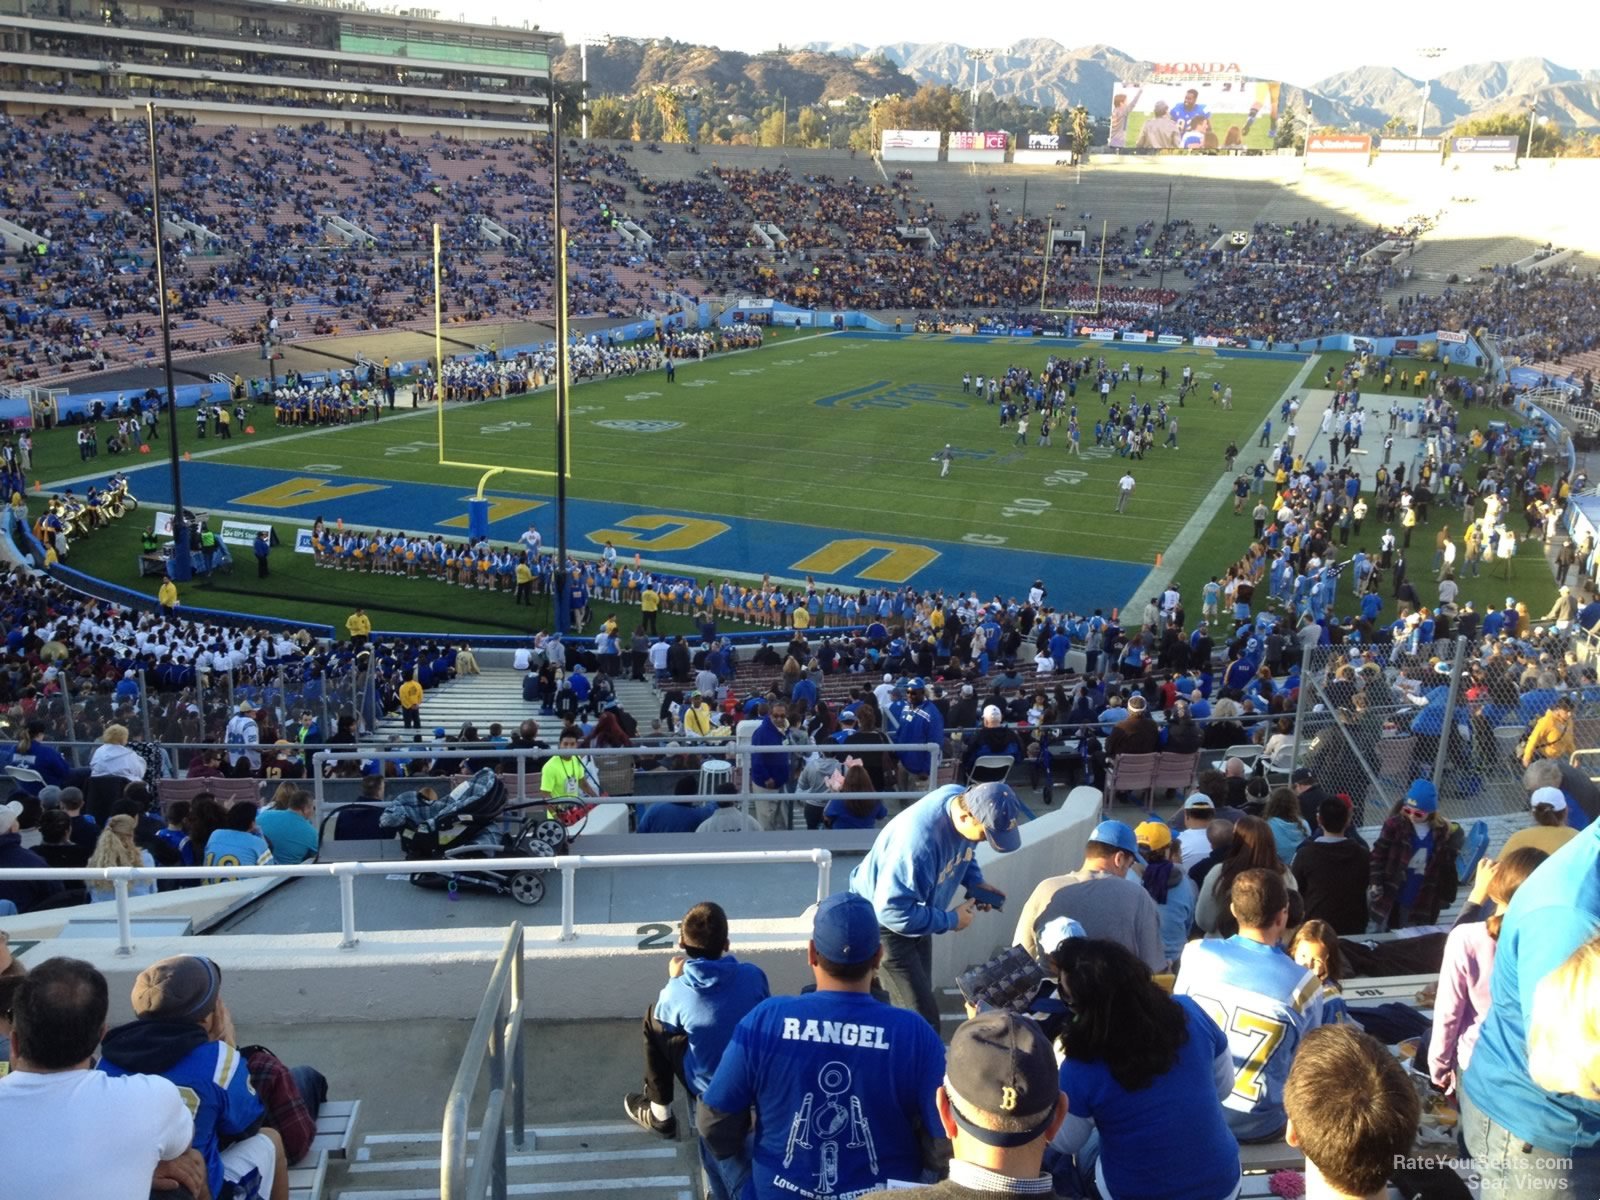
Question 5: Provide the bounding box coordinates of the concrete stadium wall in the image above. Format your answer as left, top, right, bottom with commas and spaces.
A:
22, 790, 1101, 1025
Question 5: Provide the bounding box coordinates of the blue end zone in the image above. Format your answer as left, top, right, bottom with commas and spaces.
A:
72, 461, 1148, 607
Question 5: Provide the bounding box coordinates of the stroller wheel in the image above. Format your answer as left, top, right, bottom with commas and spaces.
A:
532, 819, 568, 850
508, 871, 545, 906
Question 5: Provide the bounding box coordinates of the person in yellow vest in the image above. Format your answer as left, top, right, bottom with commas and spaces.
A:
398, 674, 424, 729
640, 581, 660, 636
158, 577, 178, 610
514, 559, 535, 606
346, 607, 371, 647
793, 603, 810, 632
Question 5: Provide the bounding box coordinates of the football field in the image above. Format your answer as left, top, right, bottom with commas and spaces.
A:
49, 331, 1309, 621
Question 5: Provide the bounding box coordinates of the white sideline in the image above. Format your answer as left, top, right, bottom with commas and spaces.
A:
1118, 353, 1319, 619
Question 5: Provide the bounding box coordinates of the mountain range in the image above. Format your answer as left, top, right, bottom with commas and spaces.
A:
798, 40, 1600, 130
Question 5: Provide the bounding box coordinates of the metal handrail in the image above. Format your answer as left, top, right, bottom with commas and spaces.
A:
307, 742, 942, 813
443, 922, 526, 1200
0, 848, 834, 951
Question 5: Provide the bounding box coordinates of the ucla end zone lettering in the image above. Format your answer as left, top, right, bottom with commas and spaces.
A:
64, 462, 1149, 605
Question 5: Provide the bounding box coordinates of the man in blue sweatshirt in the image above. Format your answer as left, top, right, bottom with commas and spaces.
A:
1460, 819, 1600, 1196
849, 781, 1025, 1028
626, 901, 770, 1200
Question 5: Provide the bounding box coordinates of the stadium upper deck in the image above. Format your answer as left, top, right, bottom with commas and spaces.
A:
0, 0, 555, 130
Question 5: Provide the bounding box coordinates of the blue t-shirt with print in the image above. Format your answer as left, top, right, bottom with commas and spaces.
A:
701, 990, 944, 1199
1061, 997, 1239, 1200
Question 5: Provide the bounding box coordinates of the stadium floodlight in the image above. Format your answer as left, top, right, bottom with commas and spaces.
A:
1415, 46, 1447, 137
573, 33, 612, 139
966, 49, 996, 129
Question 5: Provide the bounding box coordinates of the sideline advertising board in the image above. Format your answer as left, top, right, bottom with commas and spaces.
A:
948, 130, 1008, 163
1306, 134, 1372, 155
219, 519, 272, 548
880, 128, 940, 161
1377, 136, 1442, 155
1451, 135, 1518, 157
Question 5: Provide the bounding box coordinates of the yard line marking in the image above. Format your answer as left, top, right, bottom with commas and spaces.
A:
1119, 353, 1318, 618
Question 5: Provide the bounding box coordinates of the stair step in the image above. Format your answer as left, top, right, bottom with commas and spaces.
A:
334, 1178, 692, 1200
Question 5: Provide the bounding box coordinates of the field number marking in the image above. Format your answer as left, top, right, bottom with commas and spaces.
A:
1001, 498, 1051, 518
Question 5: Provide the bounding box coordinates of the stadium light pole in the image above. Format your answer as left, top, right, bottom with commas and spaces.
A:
966, 49, 996, 129
550, 104, 571, 636
1415, 46, 1447, 136
144, 102, 189, 582
575, 34, 611, 139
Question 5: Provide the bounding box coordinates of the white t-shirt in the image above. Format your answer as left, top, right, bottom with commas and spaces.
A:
1119, 474, 1136, 493
0, 1068, 192, 1198
1177, 827, 1214, 870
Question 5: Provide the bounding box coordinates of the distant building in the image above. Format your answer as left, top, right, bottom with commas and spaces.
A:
0, 0, 555, 135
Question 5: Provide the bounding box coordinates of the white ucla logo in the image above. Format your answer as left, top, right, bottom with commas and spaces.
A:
594, 420, 684, 433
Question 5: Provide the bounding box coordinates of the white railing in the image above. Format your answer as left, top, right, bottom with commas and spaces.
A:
308, 742, 942, 811
0, 848, 833, 955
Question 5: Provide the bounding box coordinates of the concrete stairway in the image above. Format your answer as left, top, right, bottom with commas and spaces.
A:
330, 1119, 698, 1200
367, 668, 532, 741
365, 669, 663, 741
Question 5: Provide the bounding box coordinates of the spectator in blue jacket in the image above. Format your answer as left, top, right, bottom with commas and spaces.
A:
893, 679, 945, 798
748, 702, 794, 831
1461, 813, 1600, 1197
849, 781, 1025, 1028
625, 901, 770, 1200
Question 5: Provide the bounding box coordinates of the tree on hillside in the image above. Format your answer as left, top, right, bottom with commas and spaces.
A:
757, 106, 789, 146
587, 96, 629, 140
1454, 110, 1567, 156
653, 85, 690, 143
1275, 108, 1304, 152
795, 106, 830, 148
1070, 105, 1092, 164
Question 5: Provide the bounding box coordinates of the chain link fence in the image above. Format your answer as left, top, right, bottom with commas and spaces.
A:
1293, 632, 1597, 825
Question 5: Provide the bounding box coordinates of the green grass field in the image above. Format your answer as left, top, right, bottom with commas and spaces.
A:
34, 335, 1559, 635
46, 334, 1303, 565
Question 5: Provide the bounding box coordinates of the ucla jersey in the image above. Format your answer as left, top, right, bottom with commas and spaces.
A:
1174, 936, 1325, 1140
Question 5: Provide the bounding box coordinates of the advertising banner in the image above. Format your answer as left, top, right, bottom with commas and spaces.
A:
1087, 329, 1118, 341
1451, 136, 1518, 156
1027, 131, 1062, 150
880, 129, 939, 150
948, 129, 1008, 164
1121, 331, 1150, 344
1306, 134, 1372, 154
154, 510, 176, 539
1157, 334, 1185, 346
1378, 137, 1442, 154
1110, 78, 1279, 150
219, 519, 272, 548
881, 129, 940, 162
949, 131, 1008, 150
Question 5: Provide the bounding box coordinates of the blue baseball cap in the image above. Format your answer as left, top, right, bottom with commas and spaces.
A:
812, 893, 881, 965
962, 782, 1025, 853
909, 677, 927, 691
1087, 819, 1146, 864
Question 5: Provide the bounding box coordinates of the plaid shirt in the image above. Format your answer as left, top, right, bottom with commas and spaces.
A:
244, 1045, 316, 1164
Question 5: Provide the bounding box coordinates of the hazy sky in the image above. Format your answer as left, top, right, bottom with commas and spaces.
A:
463, 0, 1596, 86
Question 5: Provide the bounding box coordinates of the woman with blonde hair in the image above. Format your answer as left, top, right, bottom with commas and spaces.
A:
1429, 847, 1549, 1092
1528, 933, 1600, 1100
89, 723, 146, 784
86, 814, 156, 903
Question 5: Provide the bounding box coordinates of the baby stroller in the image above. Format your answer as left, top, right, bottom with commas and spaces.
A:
379, 768, 570, 906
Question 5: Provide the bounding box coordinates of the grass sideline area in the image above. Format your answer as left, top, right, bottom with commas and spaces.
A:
1165, 352, 1562, 625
